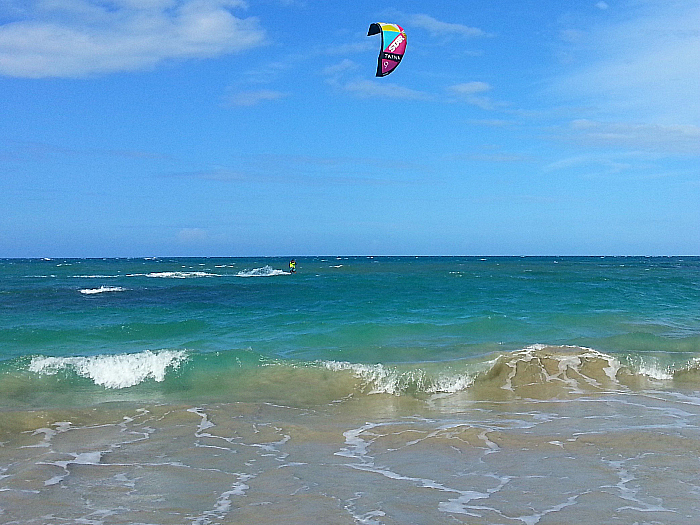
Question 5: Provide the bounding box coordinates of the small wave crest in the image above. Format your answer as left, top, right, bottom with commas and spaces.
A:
236, 265, 289, 277
319, 345, 700, 399
72, 274, 120, 279
673, 358, 700, 384
128, 271, 219, 278
471, 345, 622, 398
28, 349, 188, 389
79, 286, 127, 295
320, 361, 475, 395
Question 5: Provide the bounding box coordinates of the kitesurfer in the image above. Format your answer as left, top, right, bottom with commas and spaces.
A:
289, 259, 296, 273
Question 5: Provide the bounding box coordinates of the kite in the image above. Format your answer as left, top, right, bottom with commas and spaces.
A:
367, 23, 407, 77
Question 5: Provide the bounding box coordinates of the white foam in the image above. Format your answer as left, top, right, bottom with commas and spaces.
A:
322, 361, 402, 394
79, 286, 127, 295
514, 494, 580, 525
427, 372, 474, 393
28, 349, 188, 389
191, 473, 255, 525
236, 265, 289, 277
42, 450, 106, 486
636, 361, 674, 381
187, 407, 216, 433
128, 271, 219, 278
336, 423, 380, 459
25, 421, 72, 448
337, 423, 512, 519
321, 361, 476, 395
72, 274, 120, 278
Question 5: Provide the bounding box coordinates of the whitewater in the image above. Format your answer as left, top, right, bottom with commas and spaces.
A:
1, 256, 699, 524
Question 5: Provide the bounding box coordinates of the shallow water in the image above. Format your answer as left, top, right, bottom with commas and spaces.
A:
2, 385, 700, 524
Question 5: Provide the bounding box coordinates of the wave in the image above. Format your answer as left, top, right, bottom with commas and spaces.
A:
27, 349, 188, 389
11, 345, 700, 397
235, 265, 289, 277
72, 274, 120, 278
321, 360, 476, 395
79, 286, 127, 295
318, 344, 700, 399
127, 271, 220, 278
116, 267, 289, 278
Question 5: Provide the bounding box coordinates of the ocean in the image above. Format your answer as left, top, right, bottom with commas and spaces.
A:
1, 256, 699, 524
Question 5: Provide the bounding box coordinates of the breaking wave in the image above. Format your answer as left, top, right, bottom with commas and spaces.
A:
319, 345, 700, 399
127, 271, 220, 278
28, 349, 188, 389
12, 346, 700, 404
79, 286, 127, 295
320, 360, 477, 395
235, 265, 289, 277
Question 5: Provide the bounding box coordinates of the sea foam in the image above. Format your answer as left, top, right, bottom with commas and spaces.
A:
79, 286, 127, 295
319, 346, 632, 397
320, 361, 475, 395
128, 271, 219, 278
28, 349, 188, 389
236, 265, 289, 277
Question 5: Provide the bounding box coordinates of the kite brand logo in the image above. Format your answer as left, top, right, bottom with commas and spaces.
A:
387, 35, 405, 54
384, 53, 402, 62
387, 34, 405, 53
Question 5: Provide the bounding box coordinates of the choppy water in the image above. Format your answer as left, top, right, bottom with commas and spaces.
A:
1, 256, 699, 524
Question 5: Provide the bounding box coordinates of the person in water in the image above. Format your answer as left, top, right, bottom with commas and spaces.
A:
289, 259, 296, 273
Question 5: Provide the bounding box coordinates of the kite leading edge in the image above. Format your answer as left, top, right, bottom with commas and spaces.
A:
367, 23, 407, 77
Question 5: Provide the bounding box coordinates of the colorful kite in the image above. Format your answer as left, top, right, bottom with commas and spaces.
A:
367, 23, 407, 77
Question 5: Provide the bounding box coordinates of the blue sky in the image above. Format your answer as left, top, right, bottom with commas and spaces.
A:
1, 0, 698, 257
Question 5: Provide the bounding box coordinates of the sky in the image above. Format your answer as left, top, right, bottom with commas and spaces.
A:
1, 0, 698, 257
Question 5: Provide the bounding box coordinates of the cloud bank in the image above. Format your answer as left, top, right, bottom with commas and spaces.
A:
552, 0, 700, 125
0, 0, 266, 78
225, 89, 287, 106
408, 14, 488, 38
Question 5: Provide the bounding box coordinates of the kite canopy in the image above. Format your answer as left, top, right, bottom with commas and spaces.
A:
367, 23, 407, 77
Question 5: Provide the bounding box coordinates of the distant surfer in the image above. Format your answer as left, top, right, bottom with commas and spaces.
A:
289, 259, 296, 273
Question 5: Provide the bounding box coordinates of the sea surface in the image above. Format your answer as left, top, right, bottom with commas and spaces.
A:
1, 256, 699, 524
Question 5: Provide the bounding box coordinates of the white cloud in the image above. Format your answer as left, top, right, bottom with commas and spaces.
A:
324, 41, 374, 56
191, 168, 248, 180
321, 56, 427, 100
225, 89, 287, 106
551, 0, 700, 125
343, 79, 429, 100
322, 59, 359, 77
450, 81, 490, 95
448, 81, 504, 110
0, 0, 266, 78
559, 29, 586, 43
595, 2, 609, 10
468, 119, 516, 127
177, 227, 210, 244
562, 120, 700, 155
409, 14, 488, 38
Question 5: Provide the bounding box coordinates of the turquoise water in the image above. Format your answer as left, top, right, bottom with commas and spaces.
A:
2, 256, 700, 523
2, 256, 699, 403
